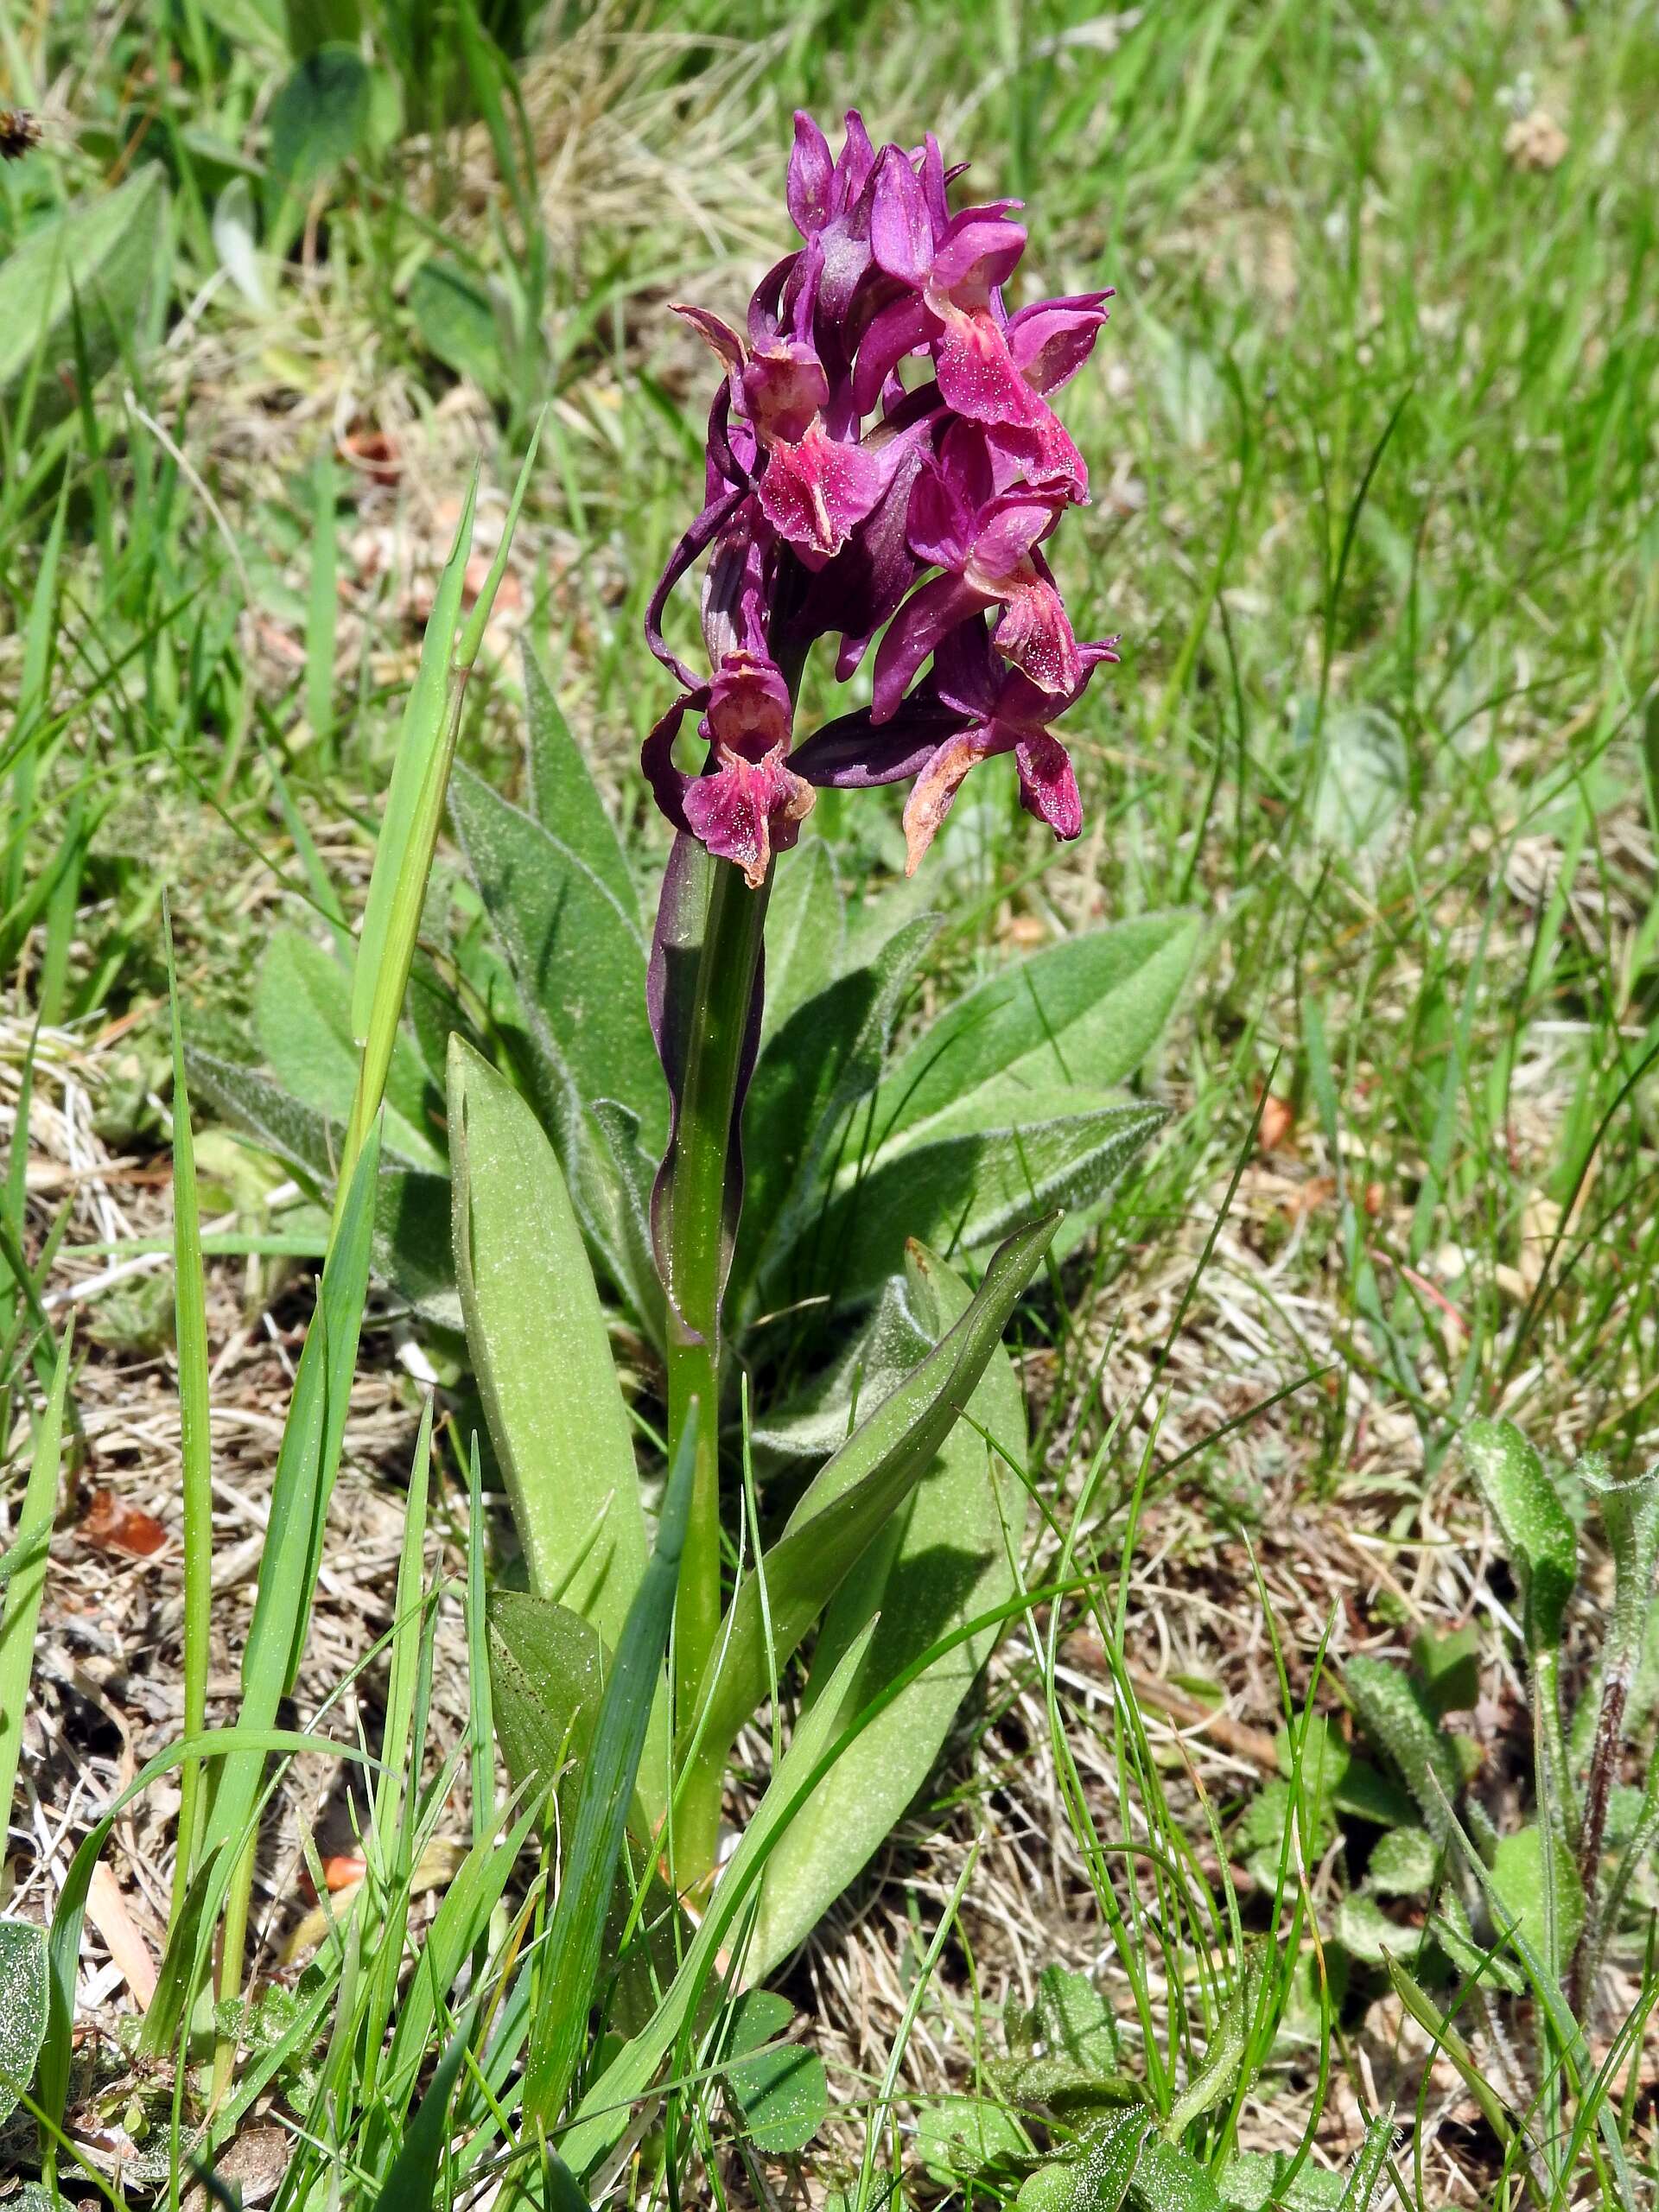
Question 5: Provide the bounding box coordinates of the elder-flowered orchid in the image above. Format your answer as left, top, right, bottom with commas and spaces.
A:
794, 616, 1118, 874
645, 105, 1114, 886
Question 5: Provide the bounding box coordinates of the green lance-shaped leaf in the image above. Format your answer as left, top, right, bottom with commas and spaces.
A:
182, 1047, 454, 1325
871, 912, 1200, 1148
448, 764, 660, 1151
811, 1096, 1167, 1308
522, 644, 639, 927
1344, 1656, 1462, 1841
1460, 1420, 1577, 1659
744, 1240, 1028, 1978
1461, 1416, 1577, 1824
449, 762, 664, 1317
760, 836, 845, 1039
254, 929, 442, 1173
0, 165, 170, 428
749, 1274, 933, 1462
683, 1213, 1058, 1805
0, 1919, 48, 2130
738, 911, 943, 1306
559, 1618, 880, 2179
448, 1041, 659, 1758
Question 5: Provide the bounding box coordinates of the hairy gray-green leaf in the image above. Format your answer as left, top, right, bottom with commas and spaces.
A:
0, 1919, 48, 2127
749, 1276, 932, 1463
688, 1213, 1058, 1789
1491, 1822, 1584, 1974
522, 645, 638, 926
746, 1241, 1028, 1977
740, 912, 942, 1306
449, 1039, 662, 1828
812, 1096, 1166, 1306
1017, 2110, 1154, 2212
918, 2095, 1028, 2184
254, 929, 442, 1172
761, 836, 844, 1038
719, 1989, 828, 2154
872, 912, 1199, 1147
999, 1967, 1129, 2114
1344, 1656, 1462, 1840
1460, 1419, 1577, 1656
0, 165, 169, 427
1367, 1826, 1438, 1896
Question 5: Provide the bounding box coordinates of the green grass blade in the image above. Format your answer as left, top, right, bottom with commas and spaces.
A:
522, 1402, 698, 2131
162, 899, 214, 1939
0, 1318, 72, 1847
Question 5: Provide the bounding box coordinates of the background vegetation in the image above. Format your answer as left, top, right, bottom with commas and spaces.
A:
1, 0, 1656, 2205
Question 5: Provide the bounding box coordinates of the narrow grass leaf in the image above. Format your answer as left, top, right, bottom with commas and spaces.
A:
522, 1404, 698, 2130
0, 1319, 72, 1845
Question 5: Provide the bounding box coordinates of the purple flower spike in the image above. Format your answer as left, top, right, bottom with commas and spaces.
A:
647, 106, 1115, 884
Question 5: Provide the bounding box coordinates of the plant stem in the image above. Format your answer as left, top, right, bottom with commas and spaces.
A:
664, 854, 770, 1878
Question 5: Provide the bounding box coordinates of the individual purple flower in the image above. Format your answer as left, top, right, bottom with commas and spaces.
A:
645, 651, 815, 891
794, 616, 1117, 874
674, 304, 888, 565
871, 421, 1081, 719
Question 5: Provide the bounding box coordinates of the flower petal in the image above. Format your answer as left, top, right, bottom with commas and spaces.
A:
989, 562, 1083, 695
872, 572, 988, 722
757, 421, 886, 559
787, 111, 834, 236
1006, 290, 1115, 394
683, 746, 815, 888
851, 292, 937, 415
869, 143, 936, 286
1014, 729, 1082, 840
901, 732, 988, 874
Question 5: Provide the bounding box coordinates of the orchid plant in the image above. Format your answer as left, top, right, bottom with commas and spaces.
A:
194, 112, 1195, 1993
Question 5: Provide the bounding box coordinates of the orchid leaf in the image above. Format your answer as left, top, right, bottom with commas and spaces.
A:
254, 928, 443, 1172
745, 1240, 1027, 1978
449, 762, 663, 1158
560, 1620, 880, 2179
0, 165, 169, 428
522, 645, 639, 926
688, 1212, 1058, 1788
749, 1275, 932, 1464
740, 911, 943, 1305
812, 1096, 1166, 1307
872, 912, 1199, 1147
0, 1920, 48, 2130
449, 1036, 662, 1830
760, 836, 845, 1037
